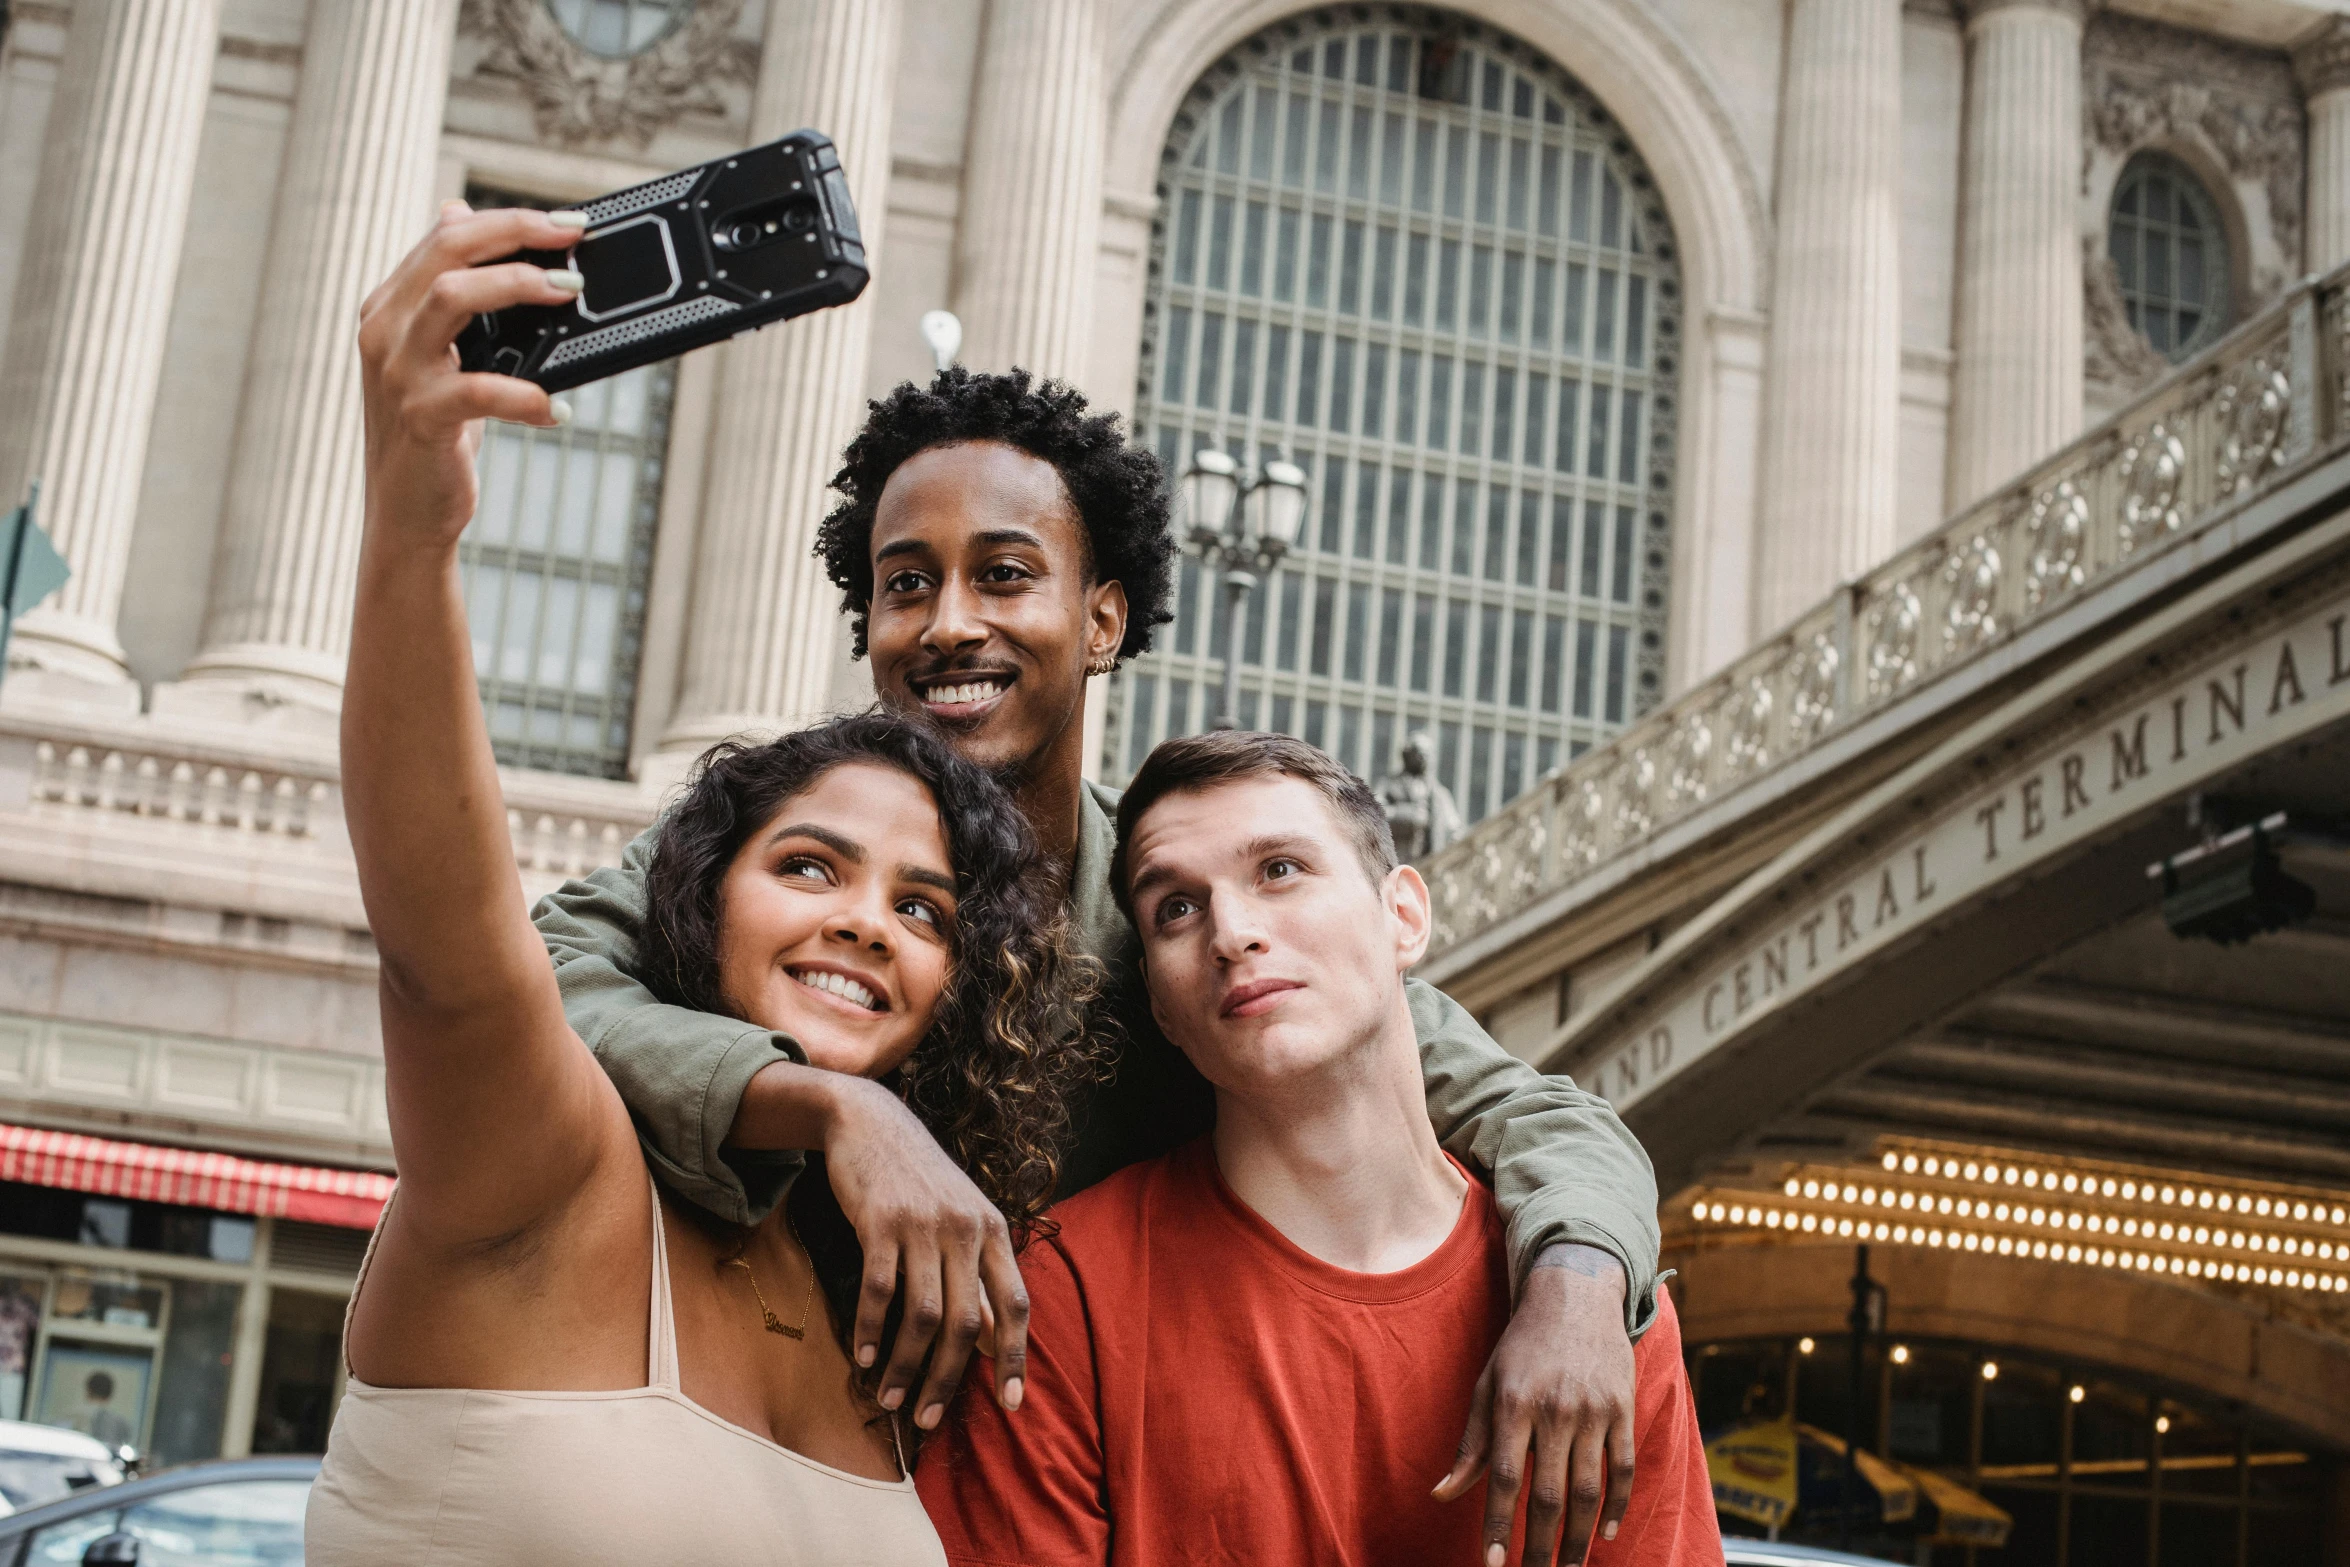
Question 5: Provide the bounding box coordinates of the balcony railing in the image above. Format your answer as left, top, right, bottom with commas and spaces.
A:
1420, 264, 2350, 963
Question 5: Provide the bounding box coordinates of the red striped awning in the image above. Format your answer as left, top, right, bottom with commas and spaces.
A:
0, 1124, 392, 1230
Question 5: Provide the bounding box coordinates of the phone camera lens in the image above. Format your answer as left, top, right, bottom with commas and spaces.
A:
780, 199, 818, 235
723, 219, 763, 250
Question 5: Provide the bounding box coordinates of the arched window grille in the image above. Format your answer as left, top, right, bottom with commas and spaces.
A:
1106, 10, 1681, 822
2108, 153, 2231, 364
543, 0, 694, 58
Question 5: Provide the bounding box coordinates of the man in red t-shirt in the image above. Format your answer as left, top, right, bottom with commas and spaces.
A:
918, 732, 1721, 1567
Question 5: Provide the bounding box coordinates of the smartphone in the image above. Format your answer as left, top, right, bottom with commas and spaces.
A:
455, 130, 867, 393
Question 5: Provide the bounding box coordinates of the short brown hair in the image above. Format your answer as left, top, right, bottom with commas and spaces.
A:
1111, 731, 1398, 921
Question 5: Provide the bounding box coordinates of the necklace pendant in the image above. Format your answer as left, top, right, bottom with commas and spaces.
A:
762, 1309, 805, 1341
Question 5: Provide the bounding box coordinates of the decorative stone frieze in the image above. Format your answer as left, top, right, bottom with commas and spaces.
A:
1416, 268, 2343, 962
2081, 13, 2304, 396
458, 0, 756, 148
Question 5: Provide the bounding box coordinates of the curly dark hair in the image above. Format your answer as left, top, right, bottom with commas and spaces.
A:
641, 710, 1104, 1407
813, 366, 1177, 665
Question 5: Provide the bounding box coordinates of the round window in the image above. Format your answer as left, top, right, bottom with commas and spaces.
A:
542, 0, 695, 59
2107, 153, 2231, 363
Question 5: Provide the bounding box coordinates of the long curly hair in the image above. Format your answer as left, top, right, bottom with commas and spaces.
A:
642, 711, 1104, 1394
813, 366, 1178, 665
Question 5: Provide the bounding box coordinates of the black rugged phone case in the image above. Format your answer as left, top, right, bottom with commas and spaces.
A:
455, 131, 867, 393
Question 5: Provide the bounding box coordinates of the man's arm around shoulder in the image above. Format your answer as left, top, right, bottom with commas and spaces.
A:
536, 823, 803, 1225
1407, 978, 1661, 1332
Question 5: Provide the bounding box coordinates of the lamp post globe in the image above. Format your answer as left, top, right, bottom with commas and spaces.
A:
1181, 449, 1308, 730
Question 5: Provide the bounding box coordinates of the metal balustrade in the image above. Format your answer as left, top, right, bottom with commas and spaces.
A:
1419, 263, 2350, 961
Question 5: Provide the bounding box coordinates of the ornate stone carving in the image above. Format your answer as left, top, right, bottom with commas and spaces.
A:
2293, 18, 2350, 100
1562, 775, 1608, 874
2025, 479, 2090, 608
2118, 423, 2187, 554
1498, 803, 1551, 904
1790, 632, 1841, 741
1662, 716, 1712, 815
2214, 357, 2291, 494
1941, 531, 2002, 655
1863, 579, 1924, 701
1724, 675, 1773, 777
2084, 240, 2171, 396
460, 0, 755, 148
2085, 25, 2305, 282
1614, 749, 1658, 841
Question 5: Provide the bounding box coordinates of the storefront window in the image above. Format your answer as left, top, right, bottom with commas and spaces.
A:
0, 1179, 358, 1462
250, 1290, 343, 1455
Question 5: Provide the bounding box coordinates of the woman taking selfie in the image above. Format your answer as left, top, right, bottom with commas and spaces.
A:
306, 201, 1096, 1564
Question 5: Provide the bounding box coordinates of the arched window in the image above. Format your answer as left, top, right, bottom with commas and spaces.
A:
2107, 153, 2230, 363
544, 0, 693, 59
1106, 14, 1681, 823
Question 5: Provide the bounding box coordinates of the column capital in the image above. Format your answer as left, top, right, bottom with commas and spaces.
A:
1957, 0, 2091, 25
2294, 17, 2350, 99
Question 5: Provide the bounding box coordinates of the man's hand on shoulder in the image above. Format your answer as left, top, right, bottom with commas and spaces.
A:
735, 1062, 1030, 1430
1433, 1242, 1635, 1567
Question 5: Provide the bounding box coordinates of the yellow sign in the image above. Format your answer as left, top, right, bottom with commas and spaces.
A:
1903, 1463, 2012, 1548
1706, 1419, 1797, 1529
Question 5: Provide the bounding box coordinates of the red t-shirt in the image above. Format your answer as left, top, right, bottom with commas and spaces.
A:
917, 1137, 1720, 1567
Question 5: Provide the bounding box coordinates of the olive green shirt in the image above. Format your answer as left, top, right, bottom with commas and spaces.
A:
535, 780, 1661, 1332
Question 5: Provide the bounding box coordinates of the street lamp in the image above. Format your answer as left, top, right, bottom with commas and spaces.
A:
1179, 449, 1307, 729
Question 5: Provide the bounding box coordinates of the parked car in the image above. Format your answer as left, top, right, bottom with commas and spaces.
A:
0, 1424, 126, 1514
0, 1457, 314, 1566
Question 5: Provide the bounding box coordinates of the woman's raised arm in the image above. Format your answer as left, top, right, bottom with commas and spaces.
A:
344, 202, 636, 1249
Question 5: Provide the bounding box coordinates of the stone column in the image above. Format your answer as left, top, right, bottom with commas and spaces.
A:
0, 0, 221, 697
953, 0, 1105, 385
170, 0, 461, 711
1753, 0, 1904, 636
661, 0, 902, 749
1944, 0, 2086, 513
2297, 19, 2350, 274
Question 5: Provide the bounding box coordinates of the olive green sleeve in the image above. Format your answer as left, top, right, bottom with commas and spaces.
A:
1408, 977, 1662, 1338
533, 823, 802, 1226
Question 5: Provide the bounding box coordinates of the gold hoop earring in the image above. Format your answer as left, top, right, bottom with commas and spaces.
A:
1086, 652, 1118, 678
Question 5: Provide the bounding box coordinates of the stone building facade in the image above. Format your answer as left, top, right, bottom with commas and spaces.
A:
0, 0, 2346, 1543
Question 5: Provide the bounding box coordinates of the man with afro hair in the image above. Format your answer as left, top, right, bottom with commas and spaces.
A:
536, 368, 1663, 1564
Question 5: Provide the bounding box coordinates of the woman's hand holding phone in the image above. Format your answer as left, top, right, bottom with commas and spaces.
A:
357, 201, 588, 552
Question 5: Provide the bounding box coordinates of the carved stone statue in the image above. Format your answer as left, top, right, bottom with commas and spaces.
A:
1373, 731, 1464, 864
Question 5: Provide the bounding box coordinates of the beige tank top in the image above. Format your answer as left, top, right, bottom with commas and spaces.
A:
306, 1180, 946, 1566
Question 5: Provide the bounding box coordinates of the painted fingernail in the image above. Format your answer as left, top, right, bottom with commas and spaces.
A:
543, 268, 585, 293
880, 1387, 904, 1410
1002, 1377, 1023, 1410
1486, 1545, 1506, 1567
1603, 1523, 1619, 1541
547, 397, 574, 426
918, 1403, 943, 1430
548, 209, 588, 229
858, 1345, 876, 1368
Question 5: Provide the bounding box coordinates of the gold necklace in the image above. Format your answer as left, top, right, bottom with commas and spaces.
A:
724, 1219, 813, 1341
